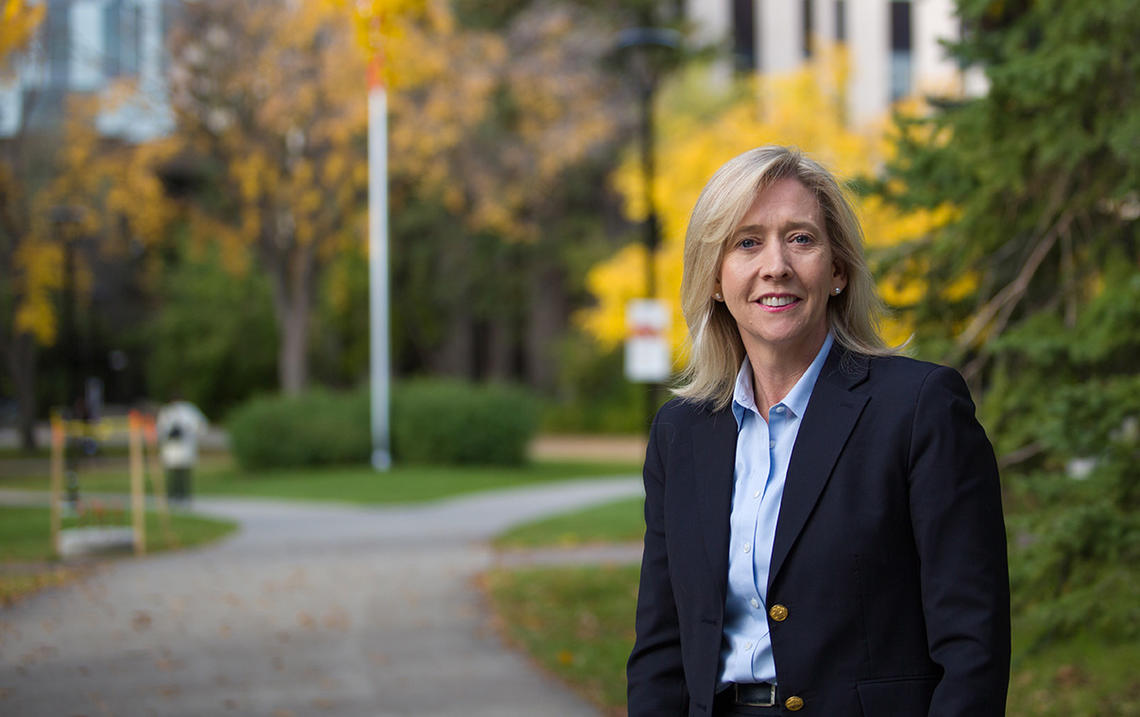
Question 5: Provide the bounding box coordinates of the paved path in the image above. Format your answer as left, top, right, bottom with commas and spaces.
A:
0, 477, 643, 716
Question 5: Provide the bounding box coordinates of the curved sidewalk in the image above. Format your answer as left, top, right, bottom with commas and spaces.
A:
0, 476, 643, 716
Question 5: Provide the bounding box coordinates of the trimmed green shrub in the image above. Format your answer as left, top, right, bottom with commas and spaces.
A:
392, 379, 538, 466
227, 388, 370, 470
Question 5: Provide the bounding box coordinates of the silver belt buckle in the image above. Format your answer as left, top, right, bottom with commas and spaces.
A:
736, 682, 777, 707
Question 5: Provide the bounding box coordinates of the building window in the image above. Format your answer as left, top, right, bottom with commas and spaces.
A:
47, 1, 71, 88
802, 0, 814, 57
104, 0, 121, 76
732, 0, 756, 72
104, 0, 141, 78
889, 0, 913, 101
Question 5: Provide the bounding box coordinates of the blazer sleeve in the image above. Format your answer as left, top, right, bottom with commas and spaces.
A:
627, 410, 689, 716
907, 366, 1011, 717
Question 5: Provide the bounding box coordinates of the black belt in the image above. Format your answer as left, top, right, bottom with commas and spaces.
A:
718, 682, 778, 707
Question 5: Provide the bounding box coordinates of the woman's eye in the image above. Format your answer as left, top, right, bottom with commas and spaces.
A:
791, 233, 813, 244
739, 237, 758, 249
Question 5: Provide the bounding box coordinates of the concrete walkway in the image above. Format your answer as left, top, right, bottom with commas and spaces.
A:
0, 477, 644, 716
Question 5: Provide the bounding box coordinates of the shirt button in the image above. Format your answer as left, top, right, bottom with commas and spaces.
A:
753, 490, 761, 499
750, 597, 760, 609
774, 406, 785, 414
743, 542, 751, 553
769, 440, 776, 448
744, 641, 753, 650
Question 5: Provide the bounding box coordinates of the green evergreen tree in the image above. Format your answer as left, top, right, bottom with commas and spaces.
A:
875, 0, 1140, 648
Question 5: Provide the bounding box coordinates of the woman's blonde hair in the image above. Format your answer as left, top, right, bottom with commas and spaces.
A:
673, 145, 893, 410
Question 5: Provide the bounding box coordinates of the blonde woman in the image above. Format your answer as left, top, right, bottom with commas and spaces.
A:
627, 146, 1009, 717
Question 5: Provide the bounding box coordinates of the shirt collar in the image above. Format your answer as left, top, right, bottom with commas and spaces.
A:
732, 332, 835, 427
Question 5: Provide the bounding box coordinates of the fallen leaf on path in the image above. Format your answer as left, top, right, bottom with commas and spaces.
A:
321, 608, 349, 631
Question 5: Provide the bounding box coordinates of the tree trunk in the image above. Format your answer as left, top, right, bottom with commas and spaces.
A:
5, 332, 39, 451
278, 298, 309, 394
270, 248, 314, 395
430, 310, 477, 379
486, 317, 514, 381
526, 263, 567, 392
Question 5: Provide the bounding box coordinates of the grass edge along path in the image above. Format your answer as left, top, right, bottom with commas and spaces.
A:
0, 459, 642, 505
484, 495, 644, 715
481, 563, 639, 716
0, 505, 238, 605
493, 495, 644, 549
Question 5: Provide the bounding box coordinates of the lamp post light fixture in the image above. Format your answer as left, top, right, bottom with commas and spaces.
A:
614, 27, 681, 301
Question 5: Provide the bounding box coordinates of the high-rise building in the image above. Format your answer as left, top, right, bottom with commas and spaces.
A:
0, 0, 174, 140
685, 0, 986, 125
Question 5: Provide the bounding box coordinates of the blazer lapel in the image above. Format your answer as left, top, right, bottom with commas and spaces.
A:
768, 348, 869, 590
691, 406, 737, 597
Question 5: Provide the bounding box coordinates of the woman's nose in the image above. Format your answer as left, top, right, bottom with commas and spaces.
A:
759, 243, 792, 279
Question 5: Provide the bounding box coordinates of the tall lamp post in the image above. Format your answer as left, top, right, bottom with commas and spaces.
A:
614, 27, 681, 432
49, 206, 86, 408
49, 205, 86, 511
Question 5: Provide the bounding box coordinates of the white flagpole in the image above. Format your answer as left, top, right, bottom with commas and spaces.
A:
368, 57, 392, 471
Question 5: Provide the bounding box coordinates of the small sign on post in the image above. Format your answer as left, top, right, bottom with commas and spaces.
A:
625, 299, 672, 383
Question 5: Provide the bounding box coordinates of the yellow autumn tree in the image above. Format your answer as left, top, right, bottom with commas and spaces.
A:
333, 0, 630, 386
163, 0, 398, 393
383, 1, 621, 242
0, 0, 42, 72
579, 46, 957, 364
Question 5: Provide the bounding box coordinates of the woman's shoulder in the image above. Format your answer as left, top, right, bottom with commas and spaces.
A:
656, 395, 727, 421
854, 352, 972, 400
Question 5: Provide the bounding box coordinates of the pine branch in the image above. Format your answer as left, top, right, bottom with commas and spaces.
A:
956, 211, 1068, 352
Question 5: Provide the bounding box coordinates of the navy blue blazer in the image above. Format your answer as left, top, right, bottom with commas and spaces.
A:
627, 347, 1010, 717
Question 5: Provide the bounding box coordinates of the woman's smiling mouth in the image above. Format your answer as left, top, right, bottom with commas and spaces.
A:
757, 295, 801, 308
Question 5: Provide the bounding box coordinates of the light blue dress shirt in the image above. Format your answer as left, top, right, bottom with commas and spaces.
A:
718, 333, 834, 687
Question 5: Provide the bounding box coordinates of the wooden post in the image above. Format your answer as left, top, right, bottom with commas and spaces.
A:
128, 411, 146, 556
49, 413, 65, 558
143, 415, 175, 547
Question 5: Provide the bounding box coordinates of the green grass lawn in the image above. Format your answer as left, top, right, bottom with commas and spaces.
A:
483, 564, 638, 716
494, 495, 644, 548
0, 504, 237, 604
1006, 632, 1140, 716
0, 457, 640, 504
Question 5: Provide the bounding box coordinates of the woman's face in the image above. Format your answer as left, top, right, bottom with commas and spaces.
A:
716, 177, 846, 363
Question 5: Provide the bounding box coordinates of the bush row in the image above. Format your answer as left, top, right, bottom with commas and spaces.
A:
227, 380, 539, 470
